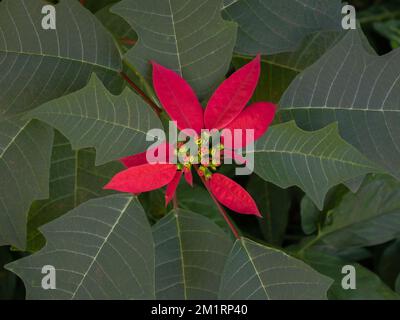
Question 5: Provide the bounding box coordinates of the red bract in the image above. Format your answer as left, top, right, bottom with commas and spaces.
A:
104, 55, 276, 216
209, 174, 261, 217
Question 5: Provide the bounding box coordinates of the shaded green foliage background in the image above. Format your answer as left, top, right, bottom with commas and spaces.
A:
1, 0, 400, 299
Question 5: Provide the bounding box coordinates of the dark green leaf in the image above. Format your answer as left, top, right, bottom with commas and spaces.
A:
233, 31, 343, 104
177, 183, 229, 234
300, 196, 320, 235
29, 74, 163, 165
378, 240, 400, 289
0, 0, 122, 119
112, 0, 237, 99
343, 175, 365, 193
219, 238, 332, 299
0, 118, 53, 249
374, 20, 400, 49
6, 194, 155, 299
84, 0, 119, 13
280, 29, 400, 179
153, 209, 233, 299
304, 175, 400, 252
26, 131, 124, 252
0, 247, 19, 299
139, 189, 169, 224
247, 175, 290, 246
96, 4, 137, 53
252, 121, 380, 209
223, 0, 342, 55
300, 249, 400, 300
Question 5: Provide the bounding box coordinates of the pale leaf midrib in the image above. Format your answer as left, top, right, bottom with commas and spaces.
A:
280, 106, 400, 113
70, 197, 133, 299
0, 121, 29, 159
252, 149, 376, 170
1, 49, 120, 72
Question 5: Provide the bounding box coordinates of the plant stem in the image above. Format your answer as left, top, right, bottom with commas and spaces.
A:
194, 165, 240, 240
120, 38, 137, 46
298, 225, 322, 256
172, 194, 178, 209
120, 71, 162, 116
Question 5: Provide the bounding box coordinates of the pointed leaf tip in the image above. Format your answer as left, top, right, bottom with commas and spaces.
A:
204, 55, 261, 130
209, 174, 261, 217
183, 167, 193, 187
165, 171, 183, 206
152, 62, 204, 134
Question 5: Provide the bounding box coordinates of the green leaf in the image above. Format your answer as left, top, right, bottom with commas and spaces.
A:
153, 209, 233, 299
374, 20, 400, 49
0, 117, 53, 249
111, 0, 237, 99
84, 0, 120, 13
26, 131, 124, 252
0, 0, 122, 119
300, 196, 320, 235
246, 175, 290, 246
219, 238, 332, 299
396, 274, 400, 293
29, 74, 163, 165
0, 247, 20, 299
6, 194, 155, 299
359, 1, 400, 26
280, 29, 400, 179
222, 0, 342, 55
378, 240, 400, 289
177, 183, 229, 234
343, 175, 365, 193
139, 189, 169, 223
252, 121, 380, 209
96, 4, 137, 53
303, 175, 400, 253
233, 31, 343, 103
300, 184, 351, 236
300, 249, 400, 300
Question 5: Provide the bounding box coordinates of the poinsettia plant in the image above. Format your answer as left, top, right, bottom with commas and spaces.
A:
1, 0, 400, 301
105, 56, 276, 220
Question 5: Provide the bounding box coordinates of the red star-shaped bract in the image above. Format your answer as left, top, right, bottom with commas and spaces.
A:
104, 55, 276, 217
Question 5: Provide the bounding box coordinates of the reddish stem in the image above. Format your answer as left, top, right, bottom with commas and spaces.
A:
120, 38, 137, 46
172, 194, 178, 209
120, 72, 162, 116
194, 165, 240, 239
79, 0, 85, 5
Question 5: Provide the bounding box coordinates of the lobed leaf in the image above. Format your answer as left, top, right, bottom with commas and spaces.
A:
252, 121, 381, 209
26, 131, 124, 252
219, 238, 332, 299
233, 30, 344, 103
280, 29, 400, 179
6, 194, 155, 299
0, 117, 53, 249
300, 249, 400, 300
111, 0, 237, 99
308, 175, 400, 252
153, 209, 233, 299
0, 0, 122, 119
222, 0, 342, 55
29, 74, 163, 165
